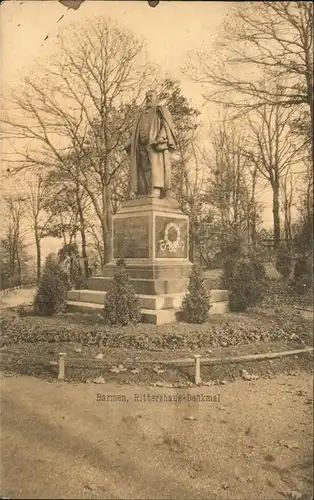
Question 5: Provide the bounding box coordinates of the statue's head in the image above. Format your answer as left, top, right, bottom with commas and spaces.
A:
145, 90, 158, 109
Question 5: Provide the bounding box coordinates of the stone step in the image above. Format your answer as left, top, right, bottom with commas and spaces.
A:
87, 277, 189, 294
68, 289, 228, 309
66, 301, 180, 325
67, 299, 229, 322
209, 289, 229, 303
68, 289, 228, 302
210, 301, 229, 314
141, 308, 182, 325
68, 290, 105, 305
67, 301, 103, 313
68, 290, 185, 310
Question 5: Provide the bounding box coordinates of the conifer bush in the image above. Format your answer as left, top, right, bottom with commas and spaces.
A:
33, 253, 69, 316
293, 255, 313, 293
181, 264, 211, 323
228, 256, 267, 312
220, 237, 243, 289
275, 244, 293, 281
103, 259, 141, 326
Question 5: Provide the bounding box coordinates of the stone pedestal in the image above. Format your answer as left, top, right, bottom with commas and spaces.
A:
67, 197, 229, 323
99, 197, 190, 281
95, 197, 191, 324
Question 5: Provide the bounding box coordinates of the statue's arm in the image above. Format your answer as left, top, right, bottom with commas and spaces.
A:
156, 123, 167, 143
155, 107, 176, 151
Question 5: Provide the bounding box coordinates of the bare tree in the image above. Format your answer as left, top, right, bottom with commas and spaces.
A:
293, 156, 313, 255
2, 18, 153, 264
86, 222, 105, 270
280, 169, 294, 247
43, 172, 83, 248
0, 195, 29, 286
244, 104, 303, 249
298, 158, 313, 224
204, 118, 263, 250
181, 135, 207, 262
186, 1, 313, 164
45, 162, 96, 277
23, 172, 55, 280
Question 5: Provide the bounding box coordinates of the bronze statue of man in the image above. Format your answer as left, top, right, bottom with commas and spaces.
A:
125, 90, 177, 199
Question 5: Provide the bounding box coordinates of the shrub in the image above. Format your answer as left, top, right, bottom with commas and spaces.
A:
33, 253, 69, 316
181, 264, 211, 323
293, 255, 313, 293
74, 275, 88, 290
275, 244, 293, 281
220, 236, 244, 289
259, 276, 313, 309
228, 256, 267, 312
220, 256, 235, 290
103, 259, 141, 326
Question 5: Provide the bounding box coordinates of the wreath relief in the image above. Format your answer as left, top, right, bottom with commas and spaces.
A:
158, 222, 185, 253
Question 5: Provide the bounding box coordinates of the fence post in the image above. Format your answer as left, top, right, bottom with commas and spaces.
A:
194, 354, 201, 385
58, 353, 67, 380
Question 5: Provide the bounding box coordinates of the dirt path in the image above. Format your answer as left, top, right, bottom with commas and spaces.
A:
0, 288, 36, 309
1, 373, 313, 499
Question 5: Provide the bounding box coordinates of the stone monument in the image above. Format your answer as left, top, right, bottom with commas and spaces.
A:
67, 90, 228, 322
89, 90, 191, 324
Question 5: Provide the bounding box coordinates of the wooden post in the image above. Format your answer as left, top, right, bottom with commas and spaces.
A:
194, 354, 201, 385
58, 353, 67, 380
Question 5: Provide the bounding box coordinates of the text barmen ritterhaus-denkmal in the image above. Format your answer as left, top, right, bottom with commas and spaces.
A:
97, 393, 221, 403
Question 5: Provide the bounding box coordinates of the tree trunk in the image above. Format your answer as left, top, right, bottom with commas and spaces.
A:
105, 208, 112, 264
73, 171, 90, 278
35, 231, 41, 281
81, 229, 89, 278
16, 249, 21, 284
101, 183, 112, 266
189, 227, 195, 263
101, 221, 109, 268
284, 207, 292, 249
251, 210, 257, 249
307, 70, 314, 175
69, 257, 74, 283
77, 203, 89, 278
272, 179, 281, 249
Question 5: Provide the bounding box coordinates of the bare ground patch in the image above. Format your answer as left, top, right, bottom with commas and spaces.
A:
1, 373, 313, 500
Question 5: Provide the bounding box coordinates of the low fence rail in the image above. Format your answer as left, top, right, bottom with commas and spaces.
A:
1, 347, 312, 384
55, 347, 314, 382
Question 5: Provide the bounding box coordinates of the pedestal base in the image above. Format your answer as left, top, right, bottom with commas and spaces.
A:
67, 289, 229, 325
66, 198, 229, 324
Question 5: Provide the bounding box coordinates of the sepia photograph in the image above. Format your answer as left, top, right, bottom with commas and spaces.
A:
0, 1, 313, 499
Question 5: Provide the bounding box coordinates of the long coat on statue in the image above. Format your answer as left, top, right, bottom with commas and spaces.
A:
129, 105, 177, 195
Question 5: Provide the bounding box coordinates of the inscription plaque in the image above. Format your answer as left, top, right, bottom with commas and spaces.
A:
113, 215, 150, 259
155, 216, 188, 259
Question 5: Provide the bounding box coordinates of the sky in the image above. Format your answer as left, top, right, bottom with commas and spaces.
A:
0, 0, 276, 260
1, 0, 230, 104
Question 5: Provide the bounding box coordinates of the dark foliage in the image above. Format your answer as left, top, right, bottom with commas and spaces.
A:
220, 236, 243, 289
293, 255, 313, 293
181, 264, 211, 323
1, 308, 312, 349
33, 253, 69, 316
275, 244, 293, 280
103, 259, 141, 326
228, 256, 267, 312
